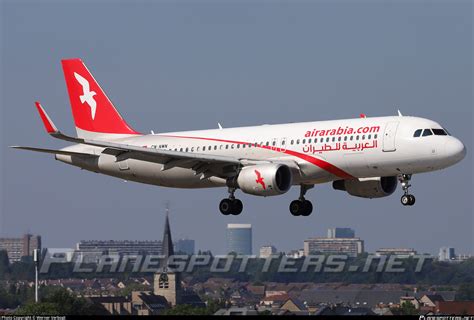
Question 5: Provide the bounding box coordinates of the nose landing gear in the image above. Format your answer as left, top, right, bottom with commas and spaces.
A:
399, 174, 416, 206
219, 187, 243, 215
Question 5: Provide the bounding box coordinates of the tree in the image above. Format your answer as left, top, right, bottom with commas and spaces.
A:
162, 304, 208, 315
399, 301, 417, 315
456, 283, 474, 301
16, 287, 97, 315
0, 250, 10, 279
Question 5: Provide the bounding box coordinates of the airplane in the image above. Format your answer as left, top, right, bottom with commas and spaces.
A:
12, 59, 466, 216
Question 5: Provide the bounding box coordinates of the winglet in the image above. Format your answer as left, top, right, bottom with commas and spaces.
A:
35, 101, 59, 134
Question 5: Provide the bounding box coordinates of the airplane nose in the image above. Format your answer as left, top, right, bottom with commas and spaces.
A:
444, 138, 466, 164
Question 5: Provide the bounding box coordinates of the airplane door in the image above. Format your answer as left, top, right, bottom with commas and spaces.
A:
382, 121, 399, 152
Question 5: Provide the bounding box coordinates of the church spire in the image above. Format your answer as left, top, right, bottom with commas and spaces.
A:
162, 207, 174, 259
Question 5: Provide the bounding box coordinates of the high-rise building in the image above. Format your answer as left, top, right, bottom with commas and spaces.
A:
439, 247, 455, 261
0, 234, 41, 262
175, 239, 195, 255
327, 228, 355, 239
304, 237, 364, 257
226, 224, 252, 255
259, 245, 277, 258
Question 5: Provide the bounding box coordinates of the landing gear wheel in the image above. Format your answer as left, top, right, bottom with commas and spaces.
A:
401, 194, 416, 206
290, 200, 303, 216
401, 195, 410, 206
301, 200, 313, 216
289, 200, 313, 216
231, 199, 243, 215
289, 184, 315, 216
219, 199, 233, 215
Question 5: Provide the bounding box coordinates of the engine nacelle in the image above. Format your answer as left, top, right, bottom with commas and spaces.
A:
333, 176, 398, 199
237, 164, 292, 196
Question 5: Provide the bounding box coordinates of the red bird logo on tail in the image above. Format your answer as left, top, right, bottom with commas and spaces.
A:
254, 170, 266, 190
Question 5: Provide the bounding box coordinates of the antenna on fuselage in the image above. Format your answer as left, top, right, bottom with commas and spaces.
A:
397, 110, 403, 117
218, 123, 223, 130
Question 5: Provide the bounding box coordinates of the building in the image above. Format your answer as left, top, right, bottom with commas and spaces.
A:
153, 213, 204, 308
327, 228, 355, 239
0, 234, 41, 262
303, 237, 364, 257
259, 245, 277, 258
439, 247, 455, 261
76, 239, 162, 256
375, 248, 417, 257
285, 249, 305, 259
226, 224, 252, 255
175, 239, 195, 255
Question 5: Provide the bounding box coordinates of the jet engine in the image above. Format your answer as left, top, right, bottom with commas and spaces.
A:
332, 176, 398, 198
236, 164, 292, 196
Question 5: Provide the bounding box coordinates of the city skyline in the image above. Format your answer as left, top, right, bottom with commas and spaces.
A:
1, 1, 472, 256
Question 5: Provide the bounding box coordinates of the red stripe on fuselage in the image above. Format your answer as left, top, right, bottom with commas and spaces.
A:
160, 134, 354, 179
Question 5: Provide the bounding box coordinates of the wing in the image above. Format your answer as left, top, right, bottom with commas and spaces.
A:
74, 72, 89, 91
10, 146, 97, 158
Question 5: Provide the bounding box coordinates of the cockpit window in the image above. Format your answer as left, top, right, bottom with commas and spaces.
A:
413, 129, 422, 137
443, 127, 451, 136
422, 129, 433, 137
432, 129, 448, 136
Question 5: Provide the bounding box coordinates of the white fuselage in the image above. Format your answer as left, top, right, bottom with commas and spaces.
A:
57, 115, 466, 189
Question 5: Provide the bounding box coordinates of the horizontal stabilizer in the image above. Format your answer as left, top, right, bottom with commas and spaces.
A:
10, 146, 97, 157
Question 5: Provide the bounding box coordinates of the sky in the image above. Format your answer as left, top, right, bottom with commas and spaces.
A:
0, 0, 472, 256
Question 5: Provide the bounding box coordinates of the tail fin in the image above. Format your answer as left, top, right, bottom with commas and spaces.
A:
61, 59, 140, 138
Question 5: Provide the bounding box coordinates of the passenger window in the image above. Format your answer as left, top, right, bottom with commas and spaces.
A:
308, 139, 312, 143
302, 139, 306, 144
272, 141, 276, 146
422, 129, 433, 137
432, 129, 447, 136
320, 138, 324, 143
296, 139, 300, 144
186, 147, 189, 152
368, 134, 371, 139
237, 144, 240, 148
326, 137, 329, 142
226, 145, 229, 149
332, 137, 335, 142
350, 136, 353, 141
374, 134, 378, 139
362, 135, 365, 140
413, 129, 422, 137
344, 136, 348, 141
338, 137, 341, 142
356, 136, 359, 140
291, 140, 294, 145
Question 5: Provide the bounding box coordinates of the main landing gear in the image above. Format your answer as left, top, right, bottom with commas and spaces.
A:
289, 184, 314, 216
219, 187, 243, 215
399, 174, 416, 206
